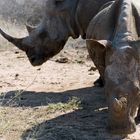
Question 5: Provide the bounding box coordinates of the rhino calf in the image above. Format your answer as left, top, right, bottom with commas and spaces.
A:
87, 0, 140, 134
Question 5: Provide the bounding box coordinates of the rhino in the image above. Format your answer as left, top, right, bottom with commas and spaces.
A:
0, 0, 113, 87
87, 0, 140, 134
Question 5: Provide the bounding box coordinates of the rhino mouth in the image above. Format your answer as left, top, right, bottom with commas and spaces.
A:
28, 53, 55, 66
29, 55, 48, 66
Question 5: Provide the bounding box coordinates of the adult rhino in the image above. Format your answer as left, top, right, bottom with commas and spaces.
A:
0, 0, 113, 87
87, 0, 140, 134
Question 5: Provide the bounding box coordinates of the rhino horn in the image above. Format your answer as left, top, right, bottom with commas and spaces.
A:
0, 28, 25, 51
113, 98, 123, 112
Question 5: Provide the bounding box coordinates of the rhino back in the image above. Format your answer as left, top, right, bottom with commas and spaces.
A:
86, 1, 116, 40
76, 0, 114, 38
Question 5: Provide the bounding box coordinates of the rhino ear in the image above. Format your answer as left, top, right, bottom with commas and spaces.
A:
86, 39, 112, 51
86, 39, 113, 72
86, 39, 113, 62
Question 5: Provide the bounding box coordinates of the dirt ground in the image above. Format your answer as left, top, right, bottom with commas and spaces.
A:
0, 44, 140, 140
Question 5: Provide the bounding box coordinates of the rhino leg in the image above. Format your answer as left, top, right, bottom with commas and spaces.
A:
86, 40, 106, 87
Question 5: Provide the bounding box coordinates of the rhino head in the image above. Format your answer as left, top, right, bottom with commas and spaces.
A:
0, 0, 79, 66
87, 39, 140, 134
105, 41, 140, 134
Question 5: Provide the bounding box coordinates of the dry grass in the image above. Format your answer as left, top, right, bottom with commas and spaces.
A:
47, 97, 82, 113
0, 0, 44, 25
0, 95, 81, 140
0, 71, 83, 139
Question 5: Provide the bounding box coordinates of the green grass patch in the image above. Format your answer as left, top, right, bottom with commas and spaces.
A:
47, 97, 82, 112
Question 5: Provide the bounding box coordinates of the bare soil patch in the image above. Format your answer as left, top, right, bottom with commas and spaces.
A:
0, 45, 140, 140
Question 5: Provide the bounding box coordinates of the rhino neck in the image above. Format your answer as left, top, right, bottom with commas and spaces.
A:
113, 0, 138, 47
75, 0, 113, 39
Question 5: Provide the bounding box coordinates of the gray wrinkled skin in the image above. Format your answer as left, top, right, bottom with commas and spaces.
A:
86, 0, 140, 134
0, 0, 112, 66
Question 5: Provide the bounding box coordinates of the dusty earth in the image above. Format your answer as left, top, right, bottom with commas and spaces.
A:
0, 42, 140, 140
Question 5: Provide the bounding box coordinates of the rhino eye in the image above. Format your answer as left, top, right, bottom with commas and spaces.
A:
39, 31, 47, 39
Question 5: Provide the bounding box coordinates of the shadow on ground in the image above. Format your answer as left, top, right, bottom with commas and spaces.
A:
0, 87, 104, 108
0, 87, 126, 140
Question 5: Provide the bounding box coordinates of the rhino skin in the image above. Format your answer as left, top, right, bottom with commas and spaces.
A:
0, 0, 112, 65
86, 0, 140, 134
